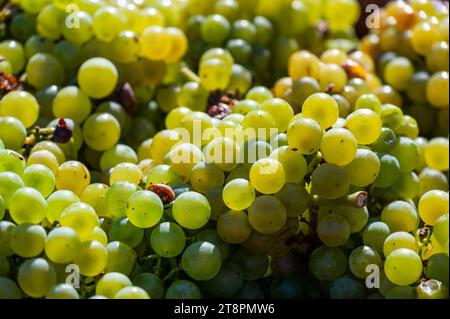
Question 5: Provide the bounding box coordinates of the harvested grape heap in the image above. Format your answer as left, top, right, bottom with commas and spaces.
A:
0, 0, 449, 300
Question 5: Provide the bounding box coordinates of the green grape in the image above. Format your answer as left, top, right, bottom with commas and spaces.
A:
110, 163, 143, 185
190, 162, 225, 194
384, 57, 414, 91
126, 190, 163, 228
348, 246, 382, 279
0, 91, 39, 128
425, 137, 449, 171
150, 222, 186, 257
407, 72, 430, 104
77, 57, 118, 99
385, 248, 422, 286
201, 14, 230, 45
200, 48, 234, 69
418, 190, 449, 226
0, 194, 4, 221
199, 58, 232, 91
217, 210, 251, 244
145, 164, 182, 187
24, 35, 54, 59
0, 149, 26, 176
222, 178, 255, 211
114, 286, 150, 299
381, 200, 419, 233
46, 284, 79, 299
167, 143, 205, 177
62, 11, 93, 45
371, 128, 397, 153
333, 206, 369, 234
344, 149, 380, 187
100, 144, 138, 172
245, 86, 274, 104
362, 221, 391, 254
433, 215, 449, 247
240, 140, 272, 167
248, 195, 287, 235
80, 183, 109, 218
172, 191, 211, 229
0, 40, 26, 74
83, 226, 108, 246
253, 15, 273, 45
59, 200, 99, 236
345, 109, 382, 145
56, 161, 90, 196
302, 93, 339, 129
105, 182, 138, 219
317, 214, 350, 247
97, 101, 129, 134
320, 128, 357, 166
319, 63, 347, 92
165, 280, 201, 299
380, 104, 403, 130
109, 217, 144, 248
227, 64, 252, 94
411, 21, 440, 55
270, 147, 307, 184
177, 82, 208, 112
0, 221, 16, 257
46, 190, 80, 224
132, 273, 164, 299
205, 188, 228, 221
73, 240, 108, 277
311, 164, 350, 200
23, 164, 55, 198
274, 183, 309, 217
182, 241, 222, 281
10, 223, 46, 258
355, 93, 382, 113
425, 254, 449, 286
286, 118, 323, 155
105, 241, 136, 276
226, 39, 252, 65
9, 187, 47, 225
426, 71, 449, 108
92, 6, 126, 42
36, 4, 65, 40
374, 154, 401, 188
18, 258, 57, 298
332, 94, 351, 118
26, 53, 64, 89
0, 277, 22, 299
233, 100, 260, 116
52, 86, 92, 125
249, 158, 285, 195
10, 13, 36, 42
82, 113, 121, 152
393, 171, 420, 199
0, 117, 27, 151
383, 231, 420, 257
196, 229, 230, 261
288, 50, 320, 81
140, 26, 171, 60
45, 227, 81, 264
205, 261, 244, 298
419, 168, 448, 197
232, 248, 269, 281
309, 246, 347, 281
96, 272, 132, 299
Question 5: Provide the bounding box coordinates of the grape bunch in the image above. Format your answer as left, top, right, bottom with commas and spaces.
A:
0, 0, 448, 300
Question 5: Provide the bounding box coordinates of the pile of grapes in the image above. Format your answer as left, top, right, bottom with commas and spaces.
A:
0, 0, 448, 300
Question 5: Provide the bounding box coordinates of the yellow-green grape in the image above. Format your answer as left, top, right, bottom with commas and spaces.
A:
126, 190, 163, 228
150, 222, 186, 258
56, 161, 90, 196
199, 58, 232, 91
319, 63, 348, 92
389, 137, 420, 173
286, 118, 322, 155
383, 232, 420, 257
0, 149, 26, 177
77, 57, 118, 99
52, 86, 92, 125
362, 221, 391, 254
270, 146, 307, 184
138, 159, 156, 177
100, 144, 138, 172
137, 7, 165, 32
311, 164, 350, 200
30, 142, 64, 165
9, 187, 47, 224
344, 149, 380, 187
23, 164, 55, 198
150, 130, 182, 164
165, 107, 192, 130
222, 178, 255, 211
17, 258, 56, 298
260, 98, 294, 132
248, 195, 287, 234
96, 272, 132, 299
334, 205, 369, 234
348, 246, 382, 279
245, 86, 273, 104
140, 26, 171, 61
355, 93, 382, 113
46, 190, 80, 224
0, 117, 27, 151
114, 286, 150, 299
105, 241, 137, 276
321, 48, 347, 65
233, 100, 260, 116
418, 190, 449, 225
324, 0, 360, 32
110, 31, 140, 63
10, 224, 46, 258
394, 171, 420, 199
274, 183, 309, 218
385, 248, 423, 286
203, 137, 241, 172
166, 143, 204, 178
0, 40, 26, 74
36, 4, 65, 40
411, 21, 440, 55
217, 210, 252, 244
73, 240, 108, 277
165, 27, 188, 63
46, 284, 80, 299
302, 93, 339, 129
145, 164, 182, 187
433, 214, 449, 247
345, 109, 382, 145
182, 241, 222, 281
62, 11, 93, 45
225, 165, 250, 184
80, 183, 109, 218
381, 200, 419, 232
0, 220, 15, 257
384, 57, 414, 91
45, 227, 81, 264
110, 163, 143, 185
190, 162, 225, 194
320, 128, 357, 166
105, 182, 138, 219
317, 213, 350, 247
425, 138, 449, 172
200, 48, 234, 70
249, 158, 285, 194
82, 226, 108, 246
137, 139, 153, 161
82, 113, 121, 152
60, 202, 99, 237
0, 194, 4, 221
426, 41, 449, 73
27, 150, 59, 176
427, 71, 449, 108
179, 111, 214, 146
288, 50, 320, 80
92, 6, 126, 42
172, 191, 211, 229
0, 91, 39, 128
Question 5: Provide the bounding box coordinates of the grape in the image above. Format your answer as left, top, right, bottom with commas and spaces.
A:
417, 279, 449, 299
172, 191, 211, 229
274, 183, 309, 217
419, 168, 449, 197
333, 206, 369, 234
217, 210, 251, 244
165, 280, 201, 299
374, 154, 401, 188
433, 215, 449, 247
317, 214, 350, 247
260, 98, 294, 132
311, 164, 350, 200
319, 63, 348, 92
0, 91, 39, 128
182, 241, 222, 281
384, 57, 414, 91
10, 223, 46, 258
46, 284, 79, 299
232, 248, 269, 281
381, 200, 419, 233
383, 231, 420, 257
249, 158, 285, 194
320, 128, 357, 166
92, 6, 126, 43
96, 272, 132, 299
393, 171, 420, 199
62, 11, 93, 45
150, 222, 185, 257
0, 40, 26, 74
45, 227, 81, 264
288, 50, 320, 81
222, 178, 255, 211
348, 246, 382, 279
248, 195, 287, 235
411, 21, 440, 55
145, 164, 182, 187
344, 149, 380, 187
9, 187, 47, 225
191, 162, 225, 194
80, 183, 109, 218
425, 138, 449, 171
100, 144, 138, 172
425, 254, 449, 286
380, 103, 403, 130
60, 202, 99, 237
427, 71, 449, 108
270, 146, 307, 184
105, 241, 136, 276
46, 190, 80, 224
126, 190, 163, 228
0, 277, 22, 299
302, 93, 339, 129
385, 248, 423, 286
73, 240, 108, 277
82, 113, 121, 152
201, 15, 231, 46
109, 217, 144, 248
52, 86, 92, 125
0, 149, 26, 176
56, 161, 90, 196
114, 286, 149, 299
110, 163, 143, 185
23, 164, 55, 198
0, 117, 27, 151
309, 246, 347, 281
77, 58, 118, 99
26, 53, 64, 89
105, 182, 138, 219
132, 273, 164, 299
83, 226, 108, 246
345, 109, 382, 145
166, 143, 205, 177
418, 190, 449, 226
362, 221, 391, 253
17, 258, 57, 298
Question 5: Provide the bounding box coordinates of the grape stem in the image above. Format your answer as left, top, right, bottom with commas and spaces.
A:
181, 67, 201, 83
310, 191, 369, 208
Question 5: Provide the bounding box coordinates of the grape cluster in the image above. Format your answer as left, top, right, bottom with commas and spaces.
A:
0, 0, 448, 300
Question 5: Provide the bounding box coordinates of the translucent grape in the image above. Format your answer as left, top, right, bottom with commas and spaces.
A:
126, 190, 163, 228
0, 117, 27, 151
52, 86, 92, 125
56, 161, 90, 196
385, 248, 422, 286
362, 221, 391, 253
425, 138, 449, 171
10, 223, 46, 258
45, 227, 81, 264
302, 93, 339, 129
73, 240, 108, 276
17, 258, 56, 298
105, 241, 136, 276
9, 187, 47, 225
317, 214, 350, 247
96, 272, 132, 299
105, 182, 138, 219
381, 200, 419, 232
270, 146, 307, 184
77, 57, 118, 99
345, 109, 382, 145
222, 178, 255, 211
320, 128, 357, 166
23, 164, 55, 198
344, 149, 380, 187
348, 246, 382, 279
383, 231, 420, 257
0, 91, 39, 128
182, 241, 222, 281
172, 191, 211, 229
418, 190, 449, 225
150, 222, 186, 258
249, 158, 285, 194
